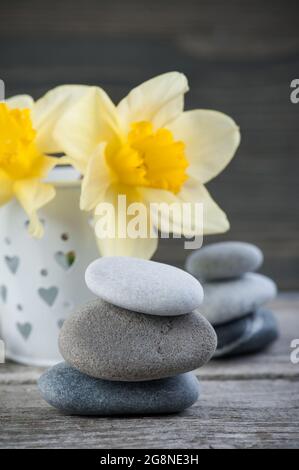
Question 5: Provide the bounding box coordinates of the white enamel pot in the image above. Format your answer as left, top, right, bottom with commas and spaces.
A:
0, 167, 98, 366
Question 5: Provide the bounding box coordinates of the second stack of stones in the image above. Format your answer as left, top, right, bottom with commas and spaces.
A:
185, 242, 279, 358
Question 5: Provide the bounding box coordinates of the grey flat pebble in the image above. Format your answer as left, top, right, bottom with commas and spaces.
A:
214, 309, 279, 358
185, 242, 263, 281
200, 273, 277, 325
214, 314, 250, 350
85, 256, 203, 316
59, 299, 217, 381
38, 363, 200, 415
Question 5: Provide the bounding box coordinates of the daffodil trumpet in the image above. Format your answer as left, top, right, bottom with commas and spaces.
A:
0, 85, 88, 237
54, 72, 240, 259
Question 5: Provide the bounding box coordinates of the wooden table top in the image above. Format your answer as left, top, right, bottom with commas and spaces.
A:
1, 294, 298, 449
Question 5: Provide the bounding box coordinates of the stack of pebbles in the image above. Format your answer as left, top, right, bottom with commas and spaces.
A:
39, 257, 217, 415
185, 242, 279, 358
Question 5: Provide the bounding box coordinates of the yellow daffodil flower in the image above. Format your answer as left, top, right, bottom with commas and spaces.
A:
0, 85, 88, 237
54, 72, 240, 258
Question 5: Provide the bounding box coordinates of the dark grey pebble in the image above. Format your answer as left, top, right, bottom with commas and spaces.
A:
38, 363, 200, 416
214, 309, 279, 358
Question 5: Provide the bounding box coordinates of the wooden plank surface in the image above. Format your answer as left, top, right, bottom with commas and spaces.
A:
1, 379, 298, 449
0, 294, 298, 449
0, 0, 298, 288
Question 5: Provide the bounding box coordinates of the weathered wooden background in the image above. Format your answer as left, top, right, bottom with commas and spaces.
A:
1, 0, 298, 289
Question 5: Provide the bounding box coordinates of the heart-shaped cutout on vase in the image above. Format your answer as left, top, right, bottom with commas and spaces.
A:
57, 319, 65, 329
17, 322, 32, 340
5, 255, 20, 274
38, 286, 59, 307
54, 251, 76, 270
0, 285, 7, 303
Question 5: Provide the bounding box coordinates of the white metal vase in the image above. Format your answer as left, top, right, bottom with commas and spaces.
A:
0, 168, 98, 366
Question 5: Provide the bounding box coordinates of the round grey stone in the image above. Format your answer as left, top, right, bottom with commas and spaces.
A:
85, 256, 203, 316
38, 363, 200, 416
59, 299, 217, 381
200, 273, 277, 325
214, 309, 279, 358
185, 242, 263, 281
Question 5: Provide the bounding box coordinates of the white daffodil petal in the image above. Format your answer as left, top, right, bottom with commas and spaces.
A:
168, 110, 240, 184
141, 178, 229, 237
5, 95, 34, 110
94, 183, 158, 259
154, 93, 185, 129
33, 85, 90, 154
80, 143, 112, 211
117, 72, 189, 133
139, 187, 187, 236
14, 179, 55, 238
0, 171, 13, 205
95, 231, 158, 259
54, 87, 121, 173
178, 180, 230, 234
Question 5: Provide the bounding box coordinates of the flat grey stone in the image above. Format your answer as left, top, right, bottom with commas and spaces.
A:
85, 256, 203, 316
59, 299, 217, 381
214, 314, 250, 350
200, 273, 277, 325
38, 363, 200, 416
214, 309, 279, 358
186, 242, 263, 281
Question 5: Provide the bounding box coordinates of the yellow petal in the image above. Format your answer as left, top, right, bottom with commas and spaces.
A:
80, 143, 112, 211
95, 229, 158, 259
168, 110, 240, 184
179, 179, 230, 234
14, 179, 55, 238
141, 178, 229, 236
5, 95, 34, 110
0, 170, 13, 205
140, 187, 189, 236
54, 87, 121, 173
117, 72, 189, 133
94, 183, 158, 259
33, 85, 90, 154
